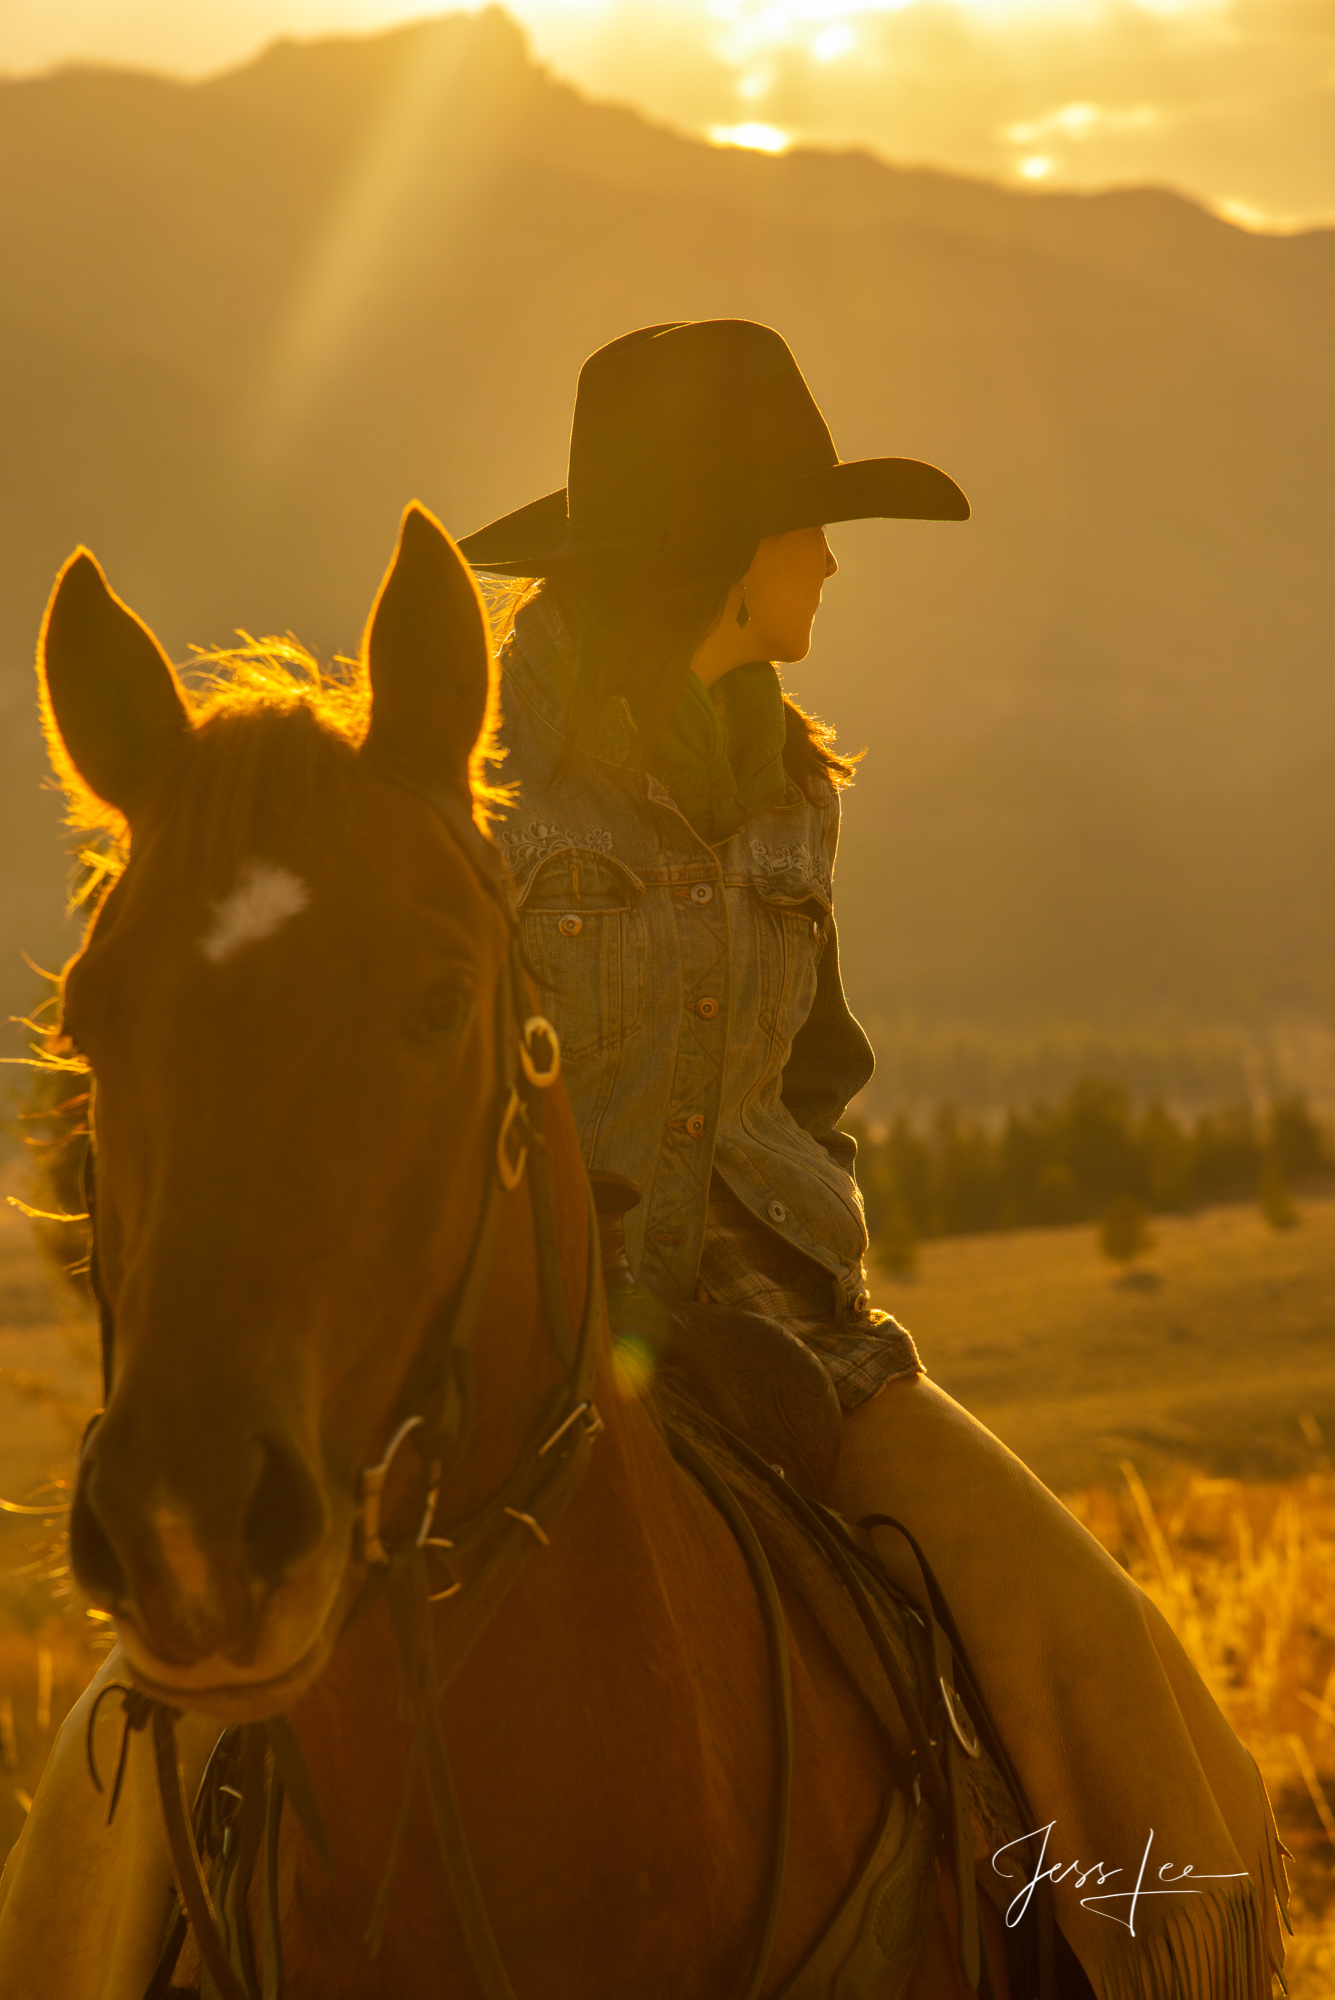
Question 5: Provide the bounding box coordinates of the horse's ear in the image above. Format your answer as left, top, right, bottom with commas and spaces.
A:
361, 503, 492, 799
38, 550, 190, 818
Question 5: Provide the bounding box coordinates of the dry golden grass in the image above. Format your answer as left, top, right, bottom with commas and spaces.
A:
1063, 1465, 1335, 1995
0, 1159, 114, 1859
0, 1593, 112, 1861
0, 1184, 1331, 1993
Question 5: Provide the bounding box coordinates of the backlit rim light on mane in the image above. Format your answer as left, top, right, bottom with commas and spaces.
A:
41, 634, 514, 919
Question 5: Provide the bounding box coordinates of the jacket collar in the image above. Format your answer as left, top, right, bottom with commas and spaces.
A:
505, 585, 807, 815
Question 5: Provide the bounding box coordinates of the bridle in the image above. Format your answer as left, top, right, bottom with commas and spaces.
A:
86, 766, 612, 2000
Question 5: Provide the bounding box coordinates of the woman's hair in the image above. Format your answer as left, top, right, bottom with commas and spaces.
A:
494, 541, 857, 796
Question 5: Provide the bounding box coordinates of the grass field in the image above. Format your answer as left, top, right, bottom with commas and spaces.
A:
0, 1160, 111, 1865
0, 1165, 1332, 1991
872, 1195, 1335, 1495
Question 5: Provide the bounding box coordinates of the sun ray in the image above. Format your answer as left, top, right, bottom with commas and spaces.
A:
248, 18, 494, 463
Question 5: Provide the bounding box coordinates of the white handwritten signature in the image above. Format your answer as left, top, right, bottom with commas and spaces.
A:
992, 1823, 1249, 1937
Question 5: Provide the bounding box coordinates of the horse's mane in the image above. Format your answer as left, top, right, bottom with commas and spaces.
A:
46, 635, 512, 915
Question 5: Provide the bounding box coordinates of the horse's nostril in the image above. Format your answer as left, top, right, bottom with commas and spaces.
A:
242, 1438, 326, 1586
69, 1471, 128, 1613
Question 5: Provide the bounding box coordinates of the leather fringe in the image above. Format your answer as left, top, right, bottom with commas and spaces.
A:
1074, 1673, 1291, 1999
1093, 1877, 1283, 2000
1092, 1744, 1292, 2000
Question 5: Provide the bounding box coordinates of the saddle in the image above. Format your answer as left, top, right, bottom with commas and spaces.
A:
656, 1392, 1035, 2000
589, 1172, 844, 1500
589, 1175, 1056, 2000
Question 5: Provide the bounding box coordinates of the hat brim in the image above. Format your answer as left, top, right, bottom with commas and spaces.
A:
457, 457, 968, 576
760, 457, 969, 534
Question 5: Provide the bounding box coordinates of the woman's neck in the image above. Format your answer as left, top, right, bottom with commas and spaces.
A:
690, 579, 769, 689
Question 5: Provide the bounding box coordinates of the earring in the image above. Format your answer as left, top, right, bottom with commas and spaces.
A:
735, 590, 750, 630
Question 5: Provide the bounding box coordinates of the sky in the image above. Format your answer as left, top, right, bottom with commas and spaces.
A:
1, 1, 1333, 228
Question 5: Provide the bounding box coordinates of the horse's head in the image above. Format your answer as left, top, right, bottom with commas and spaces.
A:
40, 507, 521, 1718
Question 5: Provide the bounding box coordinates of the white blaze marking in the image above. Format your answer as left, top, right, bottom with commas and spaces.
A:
153, 1505, 211, 1601
201, 860, 310, 965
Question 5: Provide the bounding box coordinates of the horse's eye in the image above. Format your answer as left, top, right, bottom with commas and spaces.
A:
404, 981, 473, 1048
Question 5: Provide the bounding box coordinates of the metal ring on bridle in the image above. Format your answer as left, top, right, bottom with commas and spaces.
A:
497, 1087, 529, 1192
519, 1016, 561, 1091
358, 1414, 424, 1567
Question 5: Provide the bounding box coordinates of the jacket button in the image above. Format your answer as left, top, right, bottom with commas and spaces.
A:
696, 997, 720, 1019
767, 1199, 787, 1224
557, 915, 583, 937
811, 919, 822, 940
689, 883, 714, 904
685, 1114, 706, 1139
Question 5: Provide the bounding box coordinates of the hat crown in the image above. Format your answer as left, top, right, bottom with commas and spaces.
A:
454, 320, 968, 574
566, 319, 837, 544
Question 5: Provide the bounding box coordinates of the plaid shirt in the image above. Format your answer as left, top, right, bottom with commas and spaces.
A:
695, 1175, 923, 1409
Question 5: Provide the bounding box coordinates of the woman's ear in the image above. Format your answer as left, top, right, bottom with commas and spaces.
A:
360, 503, 493, 800
37, 550, 190, 818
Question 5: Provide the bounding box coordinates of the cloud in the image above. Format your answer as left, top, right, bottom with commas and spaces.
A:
497, 0, 1335, 223
685, 1, 1335, 222
1, 1, 1332, 225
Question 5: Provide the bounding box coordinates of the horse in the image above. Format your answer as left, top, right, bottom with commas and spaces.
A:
17, 504, 1021, 1997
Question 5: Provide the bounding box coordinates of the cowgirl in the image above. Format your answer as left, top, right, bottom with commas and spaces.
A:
460, 319, 1289, 2000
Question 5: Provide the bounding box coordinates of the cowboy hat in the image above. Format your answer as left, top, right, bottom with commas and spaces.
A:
457, 319, 968, 576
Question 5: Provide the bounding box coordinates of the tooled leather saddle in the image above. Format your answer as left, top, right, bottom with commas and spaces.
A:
588, 1171, 843, 1501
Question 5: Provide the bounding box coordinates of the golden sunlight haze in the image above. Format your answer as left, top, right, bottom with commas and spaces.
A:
1, 0, 1332, 226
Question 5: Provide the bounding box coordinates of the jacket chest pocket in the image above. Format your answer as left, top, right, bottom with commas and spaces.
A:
518, 849, 646, 1066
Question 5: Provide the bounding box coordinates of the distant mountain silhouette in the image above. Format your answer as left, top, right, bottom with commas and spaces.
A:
3, 8, 1333, 1107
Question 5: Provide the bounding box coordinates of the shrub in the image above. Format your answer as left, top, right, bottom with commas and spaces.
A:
1099, 1195, 1154, 1266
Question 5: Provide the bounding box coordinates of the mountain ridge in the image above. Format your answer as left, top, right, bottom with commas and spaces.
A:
2, 8, 1332, 1109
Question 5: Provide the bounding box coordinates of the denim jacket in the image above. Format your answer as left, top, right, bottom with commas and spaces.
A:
493, 591, 876, 1313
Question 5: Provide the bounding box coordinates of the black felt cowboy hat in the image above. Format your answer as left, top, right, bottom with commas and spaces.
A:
457, 319, 968, 576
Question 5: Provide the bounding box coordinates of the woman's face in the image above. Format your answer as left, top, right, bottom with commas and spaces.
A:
742, 526, 838, 663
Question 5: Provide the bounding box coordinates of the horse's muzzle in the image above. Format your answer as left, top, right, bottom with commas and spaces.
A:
70, 1408, 338, 1686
